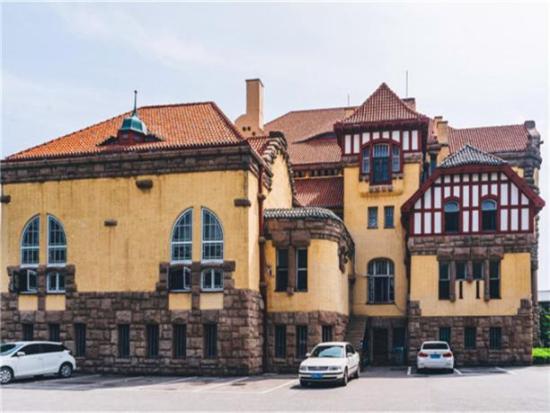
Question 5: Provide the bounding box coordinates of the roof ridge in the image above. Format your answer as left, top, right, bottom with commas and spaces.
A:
440, 144, 506, 168
265, 106, 356, 127
449, 123, 526, 132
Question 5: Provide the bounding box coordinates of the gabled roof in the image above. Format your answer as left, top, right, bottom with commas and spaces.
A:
295, 177, 343, 208
339, 83, 428, 125
440, 144, 507, 168
6, 102, 245, 161
448, 124, 530, 154
288, 138, 342, 165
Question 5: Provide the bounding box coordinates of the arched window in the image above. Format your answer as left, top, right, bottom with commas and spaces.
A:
21, 216, 40, 267
202, 208, 223, 261
171, 209, 193, 263
47, 216, 67, 266
367, 258, 394, 304
444, 201, 460, 233
481, 199, 497, 231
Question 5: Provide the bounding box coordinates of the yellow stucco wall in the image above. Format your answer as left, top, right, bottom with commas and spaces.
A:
168, 293, 192, 310
45, 295, 66, 311
263, 154, 293, 210
410, 253, 531, 316
200, 293, 224, 310
18, 295, 38, 311
1, 170, 258, 293
344, 163, 421, 317
265, 240, 349, 314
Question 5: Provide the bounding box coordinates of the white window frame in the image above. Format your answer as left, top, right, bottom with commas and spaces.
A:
170, 209, 193, 264
201, 208, 224, 263
20, 269, 38, 293
47, 215, 67, 267
21, 216, 40, 269
46, 271, 65, 293
296, 248, 308, 292
200, 268, 224, 291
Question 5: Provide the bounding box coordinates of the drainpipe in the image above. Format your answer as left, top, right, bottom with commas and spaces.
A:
257, 165, 268, 372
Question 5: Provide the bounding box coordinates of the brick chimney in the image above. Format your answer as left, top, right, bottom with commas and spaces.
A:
235, 78, 264, 138
402, 97, 416, 111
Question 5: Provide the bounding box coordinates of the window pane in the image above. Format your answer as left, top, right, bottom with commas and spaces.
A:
204, 324, 217, 358
74, 323, 86, 357
392, 146, 400, 172
276, 249, 289, 291
384, 206, 394, 228
118, 325, 130, 358
456, 262, 467, 280
362, 148, 370, 174
322, 326, 333, 342
473, 261, 484, 280
489, 327, 502, 349
146, 324, 159, 358
368, 207, 378, 228
439, 327, 451, 344
48, 217, 67, 265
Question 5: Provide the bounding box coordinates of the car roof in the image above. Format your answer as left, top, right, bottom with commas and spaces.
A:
2, 341, 63, 345
313, 341, 350, 346
422, 341, 449, 345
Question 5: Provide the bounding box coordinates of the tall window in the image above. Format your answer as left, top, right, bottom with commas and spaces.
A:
146, 324, 159, 358
204, 324, 217, 358
361, 148, 370, 174
274, 325, 287, 358
201, 268, 223, 291
173, 324, 187, 358
296, 326, 308, 358
49, 323, 60, 342
47, 216, 67, 265
21, 216, 40, 266
202, 209, 223, 261
171, 209, 192, 263
372, 144, 390, 184
444, 201, 460, 233
481, 199, 497, 231
16, 269, 37, 293
367, 259, 394, 304
391, 146, 401, 173
464, 327, 476, 350
472, 261, 484, 280
74, 323, 86, 357
384, 206, 394, 228
489, 260, 501, 299
275, 249, 289, 292
439, 327, 451, 344
296, 248, 308, 292
22, 323, 34, 341
455, 261, 467, 280
169, 267, 191, 291
118, 324, 130, 358
368, 207, 378, 229
439, 262, 450, 300
489, 327, 502, 350
322, 325, 333, 342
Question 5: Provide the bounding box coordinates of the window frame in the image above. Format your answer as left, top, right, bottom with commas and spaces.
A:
17, 269, 38, 294
173, 324, 187, 359
275, 248, 289, 292
384, 206, 395, 229
201, 208, 224, 263
118, 324, 130, 359
170, 209, 193, 264
168, 266, 191, 292
200, 268, 224, 292
295, 325, 308, 359
443, 200, 460, 233
74, 323, 86, 357
367, 258, 395, 304
360, 140, 403, 185
203, 323, 218, 359
489, 260, 501, 299
464, 326, 477, 350
368, 207, 378, 229
274, 325, 287, 359
22, 323, 34, 341
481, 197, 498, 232
489, 327, 502, 350
20, 216, 40, 268
296, 248, 308, 292
146, 324, 160, 358
48, 323, 60, 342
439, 327, 451, 344
438, 262, 451, 300
46, 271, 65, 293
47, 215, 67, 267
322, 325, 333, 342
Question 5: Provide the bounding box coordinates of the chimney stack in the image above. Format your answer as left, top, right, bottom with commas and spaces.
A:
402, 97, 416, 111
235, 78, 264, 138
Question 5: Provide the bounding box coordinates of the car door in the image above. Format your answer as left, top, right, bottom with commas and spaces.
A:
347, 345, 359, 372
345, 345, 356, 372
13, 344, 44, 377
41, 344, 64, 374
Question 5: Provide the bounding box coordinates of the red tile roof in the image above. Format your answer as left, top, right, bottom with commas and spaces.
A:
448, 124, 529, 154
6, 102, 245, 161
294, 176, 343, 208
288, 138, 342, 165
246, 135, 270, 157
340, 83, 427, 125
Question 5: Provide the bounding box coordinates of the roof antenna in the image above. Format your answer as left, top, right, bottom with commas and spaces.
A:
405, 70, 409, 98
132, 90, 138, 115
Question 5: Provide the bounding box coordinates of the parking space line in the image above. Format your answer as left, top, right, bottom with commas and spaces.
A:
129, 376, 199, 390
260, 379, 297, 394
453, 368, 462, 375
193, 377, 248, 392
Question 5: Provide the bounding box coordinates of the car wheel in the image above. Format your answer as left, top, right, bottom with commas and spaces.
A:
0, 367, 13, 385
354, 368, 360, 379
341, 368, 348, 386
58, 363, 73, 379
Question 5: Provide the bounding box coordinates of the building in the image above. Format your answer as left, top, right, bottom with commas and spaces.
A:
0, 80, 543, 373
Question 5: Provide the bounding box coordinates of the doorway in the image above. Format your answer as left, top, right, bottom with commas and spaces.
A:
372, 328, 389, 364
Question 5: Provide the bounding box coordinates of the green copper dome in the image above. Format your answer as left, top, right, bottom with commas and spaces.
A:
119, 90, 148, 135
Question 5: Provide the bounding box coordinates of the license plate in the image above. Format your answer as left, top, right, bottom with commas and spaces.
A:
312, 373, 323, 379
430, 354, 441, 359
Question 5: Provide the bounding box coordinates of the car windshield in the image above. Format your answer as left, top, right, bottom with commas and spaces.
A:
0, 344, 19, 355
310, 345, 344, 358
423, 343, 449, 350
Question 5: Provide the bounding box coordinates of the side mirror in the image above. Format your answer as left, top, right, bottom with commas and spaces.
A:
15, 351, 26, 357
305, 353, 311, 358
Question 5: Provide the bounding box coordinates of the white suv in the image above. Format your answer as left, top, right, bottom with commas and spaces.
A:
0, 341, 76, 384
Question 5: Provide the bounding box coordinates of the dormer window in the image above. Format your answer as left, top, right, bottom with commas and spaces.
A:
481, 199, 497, 231
444, 201, 460, 233
361, 142, 402, 184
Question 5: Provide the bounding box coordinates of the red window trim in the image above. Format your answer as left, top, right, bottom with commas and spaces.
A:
360, 139, 403, 185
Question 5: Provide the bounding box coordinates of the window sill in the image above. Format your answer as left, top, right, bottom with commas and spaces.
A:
169, 289, 191, 294
200, 289, 223, 293
46, 291, 66, 295
367, 226, 378, 230
366, 302, 395, 305
18, 291, 38, 295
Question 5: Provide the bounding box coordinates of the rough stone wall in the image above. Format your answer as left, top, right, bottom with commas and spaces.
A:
407, 300, 533, 366
265, 311, 348, 373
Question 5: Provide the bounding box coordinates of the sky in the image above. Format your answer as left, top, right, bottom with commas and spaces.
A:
1, 2, 549, 289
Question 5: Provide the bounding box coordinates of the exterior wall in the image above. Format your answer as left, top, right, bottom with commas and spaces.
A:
410, 253, 532, 316
344, 162, 421, 317
263, 154, 293, 210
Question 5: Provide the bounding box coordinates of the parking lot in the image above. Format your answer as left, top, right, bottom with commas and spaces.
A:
2, 365, 549, 411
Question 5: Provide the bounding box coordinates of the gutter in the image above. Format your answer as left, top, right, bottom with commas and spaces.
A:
257, 165, 268, 372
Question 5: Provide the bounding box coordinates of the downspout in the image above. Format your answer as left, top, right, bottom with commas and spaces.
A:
257, 165, 268, 372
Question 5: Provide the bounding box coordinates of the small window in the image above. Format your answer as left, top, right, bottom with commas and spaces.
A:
275, 249, 289, 292
296, 326, 308, 358
17, 269, 37, 293
473, 261, 484, 280
322, 325, 333, 342
169, 267, 191, 291
489, 327, 502, 350
47, 271, 65, 293
481, 199, 497, 231
22, 323, 34, 341
296, 248, 308, 292
21, 216, 40, 266
74, 323, 86, 357
439, 327, 451, 344
118, 325, 130, 358
47, 216, 67, 266
202, 209, 223, 261
204, 324, 217, 358
146, 324, 159, 358
173, 324, 187, 358
439, 262, 450, 300
49, 323, 60, 342
368, 207, 378, 229
489, 260, 501, 299
391, 145, 401, 173
361, 148, 370, 174
444, 201, 460, 233
274, 325, 287, 358
456, 261, 467, 280
384, 206, 394, 228
201, 269, 223, 291
171, 209, 192, 262
464, 327, 476, 349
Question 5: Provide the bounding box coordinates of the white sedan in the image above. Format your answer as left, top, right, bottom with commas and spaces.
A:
416, 341, 454, 373
298, 342, 360, 386
0, 341, 76, 384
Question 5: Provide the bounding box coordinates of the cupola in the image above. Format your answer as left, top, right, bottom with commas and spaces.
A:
119, 90, 148, 136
